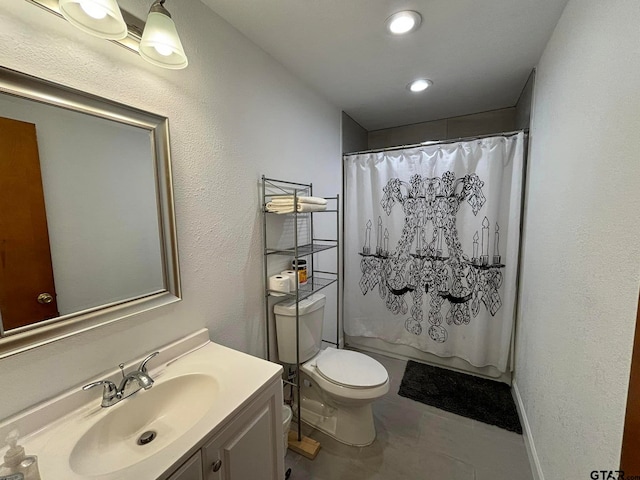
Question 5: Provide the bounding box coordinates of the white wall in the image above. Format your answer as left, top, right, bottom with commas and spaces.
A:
514, 0, 640, 477
0, 0, 340, 419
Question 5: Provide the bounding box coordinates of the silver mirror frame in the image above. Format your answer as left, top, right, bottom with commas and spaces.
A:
0, 66, 181, 359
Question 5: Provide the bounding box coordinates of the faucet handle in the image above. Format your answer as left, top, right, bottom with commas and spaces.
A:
138, 351, 160, 373
83, 380, 118, 398
83, 380, 120, 408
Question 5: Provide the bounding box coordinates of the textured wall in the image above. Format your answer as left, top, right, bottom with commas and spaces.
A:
0, 0, 340, 419
514, 0, 640, 477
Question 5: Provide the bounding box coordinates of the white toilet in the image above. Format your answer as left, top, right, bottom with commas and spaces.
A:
274, 294, 389, 446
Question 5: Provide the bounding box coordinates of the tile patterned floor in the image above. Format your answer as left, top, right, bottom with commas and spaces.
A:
284, 352, 533, 480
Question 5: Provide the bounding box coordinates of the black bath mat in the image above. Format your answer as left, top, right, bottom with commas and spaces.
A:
398, 360, 522, 434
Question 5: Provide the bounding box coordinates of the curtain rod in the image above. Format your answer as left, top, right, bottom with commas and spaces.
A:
345, 129, 529, 157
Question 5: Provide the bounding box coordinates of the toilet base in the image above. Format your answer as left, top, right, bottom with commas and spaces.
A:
295, 394, 376, 447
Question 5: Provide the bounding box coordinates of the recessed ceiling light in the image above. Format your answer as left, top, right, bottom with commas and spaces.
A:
386, 11, 422, 35
408, 78, 433, 92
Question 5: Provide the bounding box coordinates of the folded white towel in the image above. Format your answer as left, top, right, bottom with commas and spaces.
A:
269, 195, 327, 206
266, 202, 327, 214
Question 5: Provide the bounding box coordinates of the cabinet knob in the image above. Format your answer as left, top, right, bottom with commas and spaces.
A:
211, 460, 222, 472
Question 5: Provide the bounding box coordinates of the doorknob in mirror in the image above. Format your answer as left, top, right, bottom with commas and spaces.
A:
37, 293, 54, 305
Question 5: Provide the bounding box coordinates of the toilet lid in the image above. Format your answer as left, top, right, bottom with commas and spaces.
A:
315, 349, 388, 388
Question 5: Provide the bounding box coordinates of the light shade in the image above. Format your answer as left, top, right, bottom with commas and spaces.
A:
59, 0, 128, 40
386, 11, 422, 35
408, 78, 433, 92
139, 3, 188, 70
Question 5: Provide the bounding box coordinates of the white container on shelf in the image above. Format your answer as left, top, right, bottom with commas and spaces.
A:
282, 405, 292, 453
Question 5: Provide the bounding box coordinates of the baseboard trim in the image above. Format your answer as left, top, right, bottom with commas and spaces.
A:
512, 380, 544, 480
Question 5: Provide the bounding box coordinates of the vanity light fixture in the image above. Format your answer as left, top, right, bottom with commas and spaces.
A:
58, 0, 128, 40
139, 0, 188, 70
25, 0, 189, 70
386, 10, 422, 35
408, 78, 433, 92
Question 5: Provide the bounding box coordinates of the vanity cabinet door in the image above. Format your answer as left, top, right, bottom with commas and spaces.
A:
203, 386, 282, 480
167, 451, 203, 480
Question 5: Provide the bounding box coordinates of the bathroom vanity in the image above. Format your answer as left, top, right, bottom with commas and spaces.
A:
166, 381, 282, 480
0, 330, 284, 480
169, 383, 280, 480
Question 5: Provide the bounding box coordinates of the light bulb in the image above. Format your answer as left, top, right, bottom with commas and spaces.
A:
389, 16, 415, 34
79, 0, 108, 19
408, 79, 433, 92
59, 0, 127, 39
154, 44, 173, 56
386, 11, 422, 35
139, 7, 188, 69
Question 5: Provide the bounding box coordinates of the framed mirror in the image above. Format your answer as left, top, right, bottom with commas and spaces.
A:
0, 66, 181, 359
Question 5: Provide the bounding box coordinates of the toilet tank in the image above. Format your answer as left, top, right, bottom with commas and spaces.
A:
274, 293, 326, 364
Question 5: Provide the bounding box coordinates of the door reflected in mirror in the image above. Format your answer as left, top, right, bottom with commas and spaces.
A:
0, 116, 59, 329
0, 67, 180, 357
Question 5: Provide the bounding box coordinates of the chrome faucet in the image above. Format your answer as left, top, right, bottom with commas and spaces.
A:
83, 352, 160, 407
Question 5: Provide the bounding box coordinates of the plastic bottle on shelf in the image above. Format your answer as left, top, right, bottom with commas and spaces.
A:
291, 259, 307, 285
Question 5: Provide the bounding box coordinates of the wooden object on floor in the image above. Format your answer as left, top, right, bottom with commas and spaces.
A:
287, 431, 321, 460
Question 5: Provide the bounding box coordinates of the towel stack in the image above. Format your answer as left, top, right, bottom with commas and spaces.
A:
266, 195, 327, 214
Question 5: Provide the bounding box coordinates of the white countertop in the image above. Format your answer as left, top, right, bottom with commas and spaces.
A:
0, 330, 282, 479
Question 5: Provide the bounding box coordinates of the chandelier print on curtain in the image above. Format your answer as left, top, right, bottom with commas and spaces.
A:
344, 133, 525, 372
359, 171, 504, 344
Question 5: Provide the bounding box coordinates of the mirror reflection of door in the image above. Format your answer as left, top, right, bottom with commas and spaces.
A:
0, 116, 59, 330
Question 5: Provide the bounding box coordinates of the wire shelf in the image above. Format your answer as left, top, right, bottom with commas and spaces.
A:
261, 175, 340, 444
266, 242, 337, 257
267, 274, 337, 301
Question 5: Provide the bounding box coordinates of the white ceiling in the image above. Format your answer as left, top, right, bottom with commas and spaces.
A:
199, 0, 569, 131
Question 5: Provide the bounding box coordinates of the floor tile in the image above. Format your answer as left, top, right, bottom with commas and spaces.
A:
372, 396, 424, 440
285, 352, 533, 480
360, 445, 475, 480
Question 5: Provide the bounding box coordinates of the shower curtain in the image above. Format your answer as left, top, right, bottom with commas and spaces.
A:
344, 132, 525, 373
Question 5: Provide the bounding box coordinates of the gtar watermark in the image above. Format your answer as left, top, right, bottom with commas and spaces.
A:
591, 471, 640, 480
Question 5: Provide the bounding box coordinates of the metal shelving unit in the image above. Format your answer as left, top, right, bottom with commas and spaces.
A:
261, 175, 340, 443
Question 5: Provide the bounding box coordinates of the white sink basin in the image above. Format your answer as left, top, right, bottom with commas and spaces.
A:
1, 331, 283, 480
69, 373, 218, 477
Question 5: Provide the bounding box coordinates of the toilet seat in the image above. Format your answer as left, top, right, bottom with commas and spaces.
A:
314, 349, 388, 389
